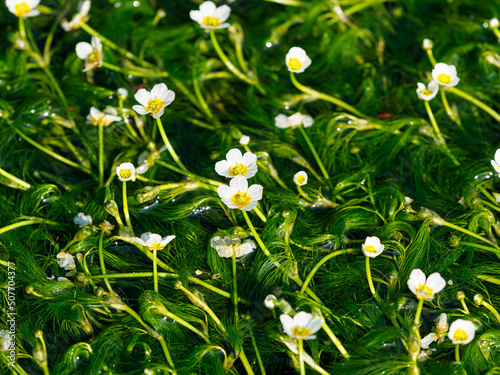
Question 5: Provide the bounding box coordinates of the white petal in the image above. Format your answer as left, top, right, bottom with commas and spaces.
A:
132, 237, 146, 247
426, 272, 446, 294
229, 175, 248, 193
151, 83, 168, 99
80, 0, 91, 15
307, 317, 323, 335
495, 149, 500, 165
76, 42, 93, 59
215, 160, 231, 177
275, 114, 289, 129
421, 333, 438, 349
132, 105, 149, 115
215, 4, 231, 22
247, 184, 263, 202
91, 36, 102, 52
407, 269, 426, 295
145, 233, 162, 246
217, 185, 232, 200
226, 148, 243, 164
199, 1, 217, 15
245, 164, 258, 179
161, 235, 176, 246
190, 10, 203, 23
24, 9, 40, 17
294, 311, 312, 328
152, 107, 165, 119
134, 89, 152, 107
280, 314, 294, 337
161, 90, 175, 106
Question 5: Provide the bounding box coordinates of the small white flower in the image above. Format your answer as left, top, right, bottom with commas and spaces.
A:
190, 1, 231, 29
361, 236, 385, 258
215, 148, 258, 179
117, 87, 128, 100
421, 313, 448, 349
493, 192, 500, 203
132, 232, 175, 251
280, 312, 323, 340
57, 277, 70, 282
491, 149, 500, 174
405, 196, 413, 205
116, 162, 136, 182
76, 36, 103, 72
74, 212, 92, 227
294, 171, 308, 186
417, 348, 436, 361
6, 0, 40, 18
285, 47, 312, 73
239, 135, 250, 146
422, 39, 433, 50
217, 175, 263, 211
431, 63, 460, 87
275, 112, 314, 129
448, 319, 476, 345
490, 18, 499, 28
61, 0, 91, 31
57, 252, 76, 270
264, 294, 277, 309
210, 236, 256, 258
416, 81, 439, 101
407, 269, 446, 301
86, 106, 121, 126
132, 83, 175, 119
0, 330, 14, 351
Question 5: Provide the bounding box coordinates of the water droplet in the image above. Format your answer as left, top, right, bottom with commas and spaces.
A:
266, 42, 272, 48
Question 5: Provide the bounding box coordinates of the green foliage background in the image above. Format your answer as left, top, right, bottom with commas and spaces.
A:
1, 0, 500, 374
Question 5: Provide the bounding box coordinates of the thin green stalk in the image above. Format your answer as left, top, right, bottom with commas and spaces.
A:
253, 207, 267, 223
232, 254, 239, 326
119, 100, 141, 142
476, 274, 500, 286
209, 29, 265, 95
321, 323, 350, 359
192, 58, 215, 121
0, 218, 60, 235
156, 117, 188, 172
442, 221, 499, 248
423, 101, 460, 166
157, 337, 177, 375
159, 308, 210, 343
0, 167, 31, 190
290, 72, 365, 118
439, 89, 460, 125
297, 125, 330, 179
156, 160, 222, 186
300, 249, 352, 293
479, 300, 500, 323
298, 339, 305, 375
122, 181, 133, 229
102, 61, 169, 78
98, 122, 104, 187
365, 256, 380, 301
459, 241, 500, 255
414, 299, 424, 326
10, 124, 92, 175
447, 87, 500, 122
88, 272, 178, 279
98, 231, 114, 293
153, 249, 158, 292
478, 185, 500, 207
242, 210, 271, 257
426, 49, 437, 66
455, 344, 461, 362
249, 329, 266, 375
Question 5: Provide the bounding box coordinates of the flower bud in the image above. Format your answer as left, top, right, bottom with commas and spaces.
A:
456, 291, 465, 301
104, 200, 119, 216
422, 38, 434, 50
490, 18, 499, 28
117, 87, 128, 100
239, 135, 250, 145
473, 294, 483, 306
74, 226, 93, 242
264, 294, 277, 309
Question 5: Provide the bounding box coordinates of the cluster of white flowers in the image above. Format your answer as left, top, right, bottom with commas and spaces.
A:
416, 62, 460, 101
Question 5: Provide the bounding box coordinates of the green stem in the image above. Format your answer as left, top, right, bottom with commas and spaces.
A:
176, 284, 223, 328
426, 49, 437, 66
156, 160, 222, 186
478, 185, 500, 207
297, 125, 330, 179
493, 27, 500, 41
192, 58, 215, 121
447, 87, 500, 122
439, 89, 460, 124
153, 249, 158, 292
161, 308, 210, 343
0, 218, 60, 235
320, 322, 350, 359
298, 339, 305, 375
442, 221, 499, 248
209, 29, 265, 95
157, 337, 177, 375
414, 299, 424, 326
365, 256, 380, 301
156, 118, 188, 172
88, 272, 177, 279
232, 254, 239, 326
242, 210, 271, 257
119, 100, 141, 142
101, 61, 169, 78
98, 231, 114, 293
300, 249, 352, 293
290, 72, 366, 118
253, 207, 267, 223
459, 241, 500, 255
98, 122, 104, 188
476, 274, 500, 286
122, 181, 133, 229
455, 344, 461, 362
0, 167, 31, 190
249, 329, 266, 375
480, 300, 500, 323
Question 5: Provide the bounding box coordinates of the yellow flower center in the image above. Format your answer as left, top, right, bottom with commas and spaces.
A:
291, 326, 311, 338
296, 175, 305, 184
85, 50, 100, 70
15, 2, 31, 17
91, 116, 111, 126
203, 16, 221, 27
416, 283, 434, 300
420, 89, 433, 96
437, 74, 451, 84
148, 243, 165, 251
453, 328, 468, 342
365, 245, 377, 253
230, 192, 251, 209
145, 98, 165, 116
288, 58, 302, 71
119, 169, 132, 179
228, 163, 248, 177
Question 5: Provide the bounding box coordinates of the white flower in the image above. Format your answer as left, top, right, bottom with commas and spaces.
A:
6, 0, 40, 18
239, 135, 250, 146
490, 18, 499, 28
57, 252, 76, 270
86, 106, 121, 126
116, 162, 136, 182
285, 47, 312, 73
117, 87, 128, 100
280, 312, 322, 340
0, 330, 14, 351
57, 277, 70, 282
448, 319, 476, 345
431, 63, 460, 87
132, 83, 175, 119
275, 112, 314, 129
421, 313, 448, 349
190, 1, 231, 29
215, 148, 258, 179
405, 196, 413, 205
416, 81, 439, 101
491, 149, 500, 174
294, 171, 308, 186
361, 236, 385, 258
422, 39, 433, 50
74, 212, 92, 227
132, 232, 175, 251
210, 236, 256, 258
217, 175, 263, 211
264, 294, 277, 309
61, 0, 91, 31
75, 36, 103, 72
407, 269, 446, 301
493, 192, 500, 203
